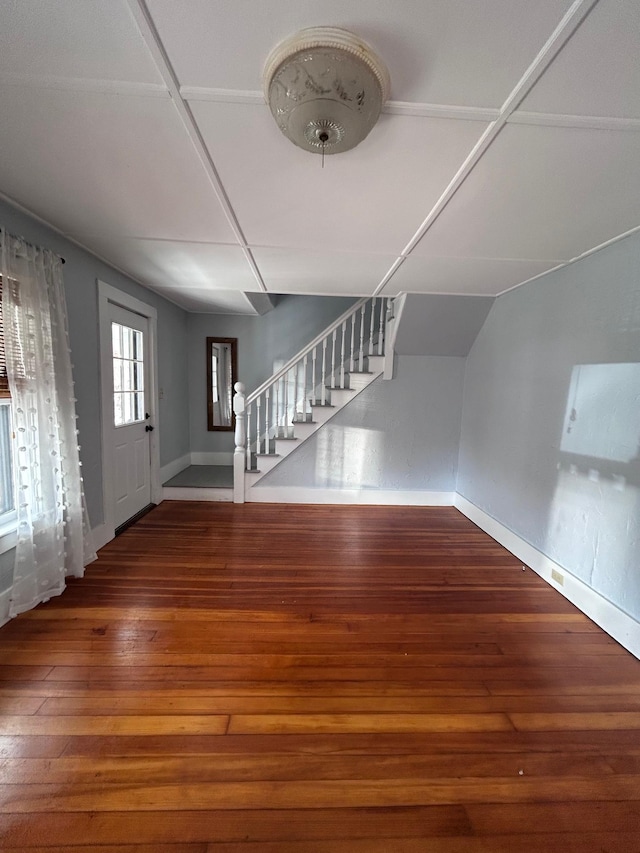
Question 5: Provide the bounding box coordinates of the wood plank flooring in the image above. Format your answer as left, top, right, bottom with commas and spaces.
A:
1, 501, 639, 852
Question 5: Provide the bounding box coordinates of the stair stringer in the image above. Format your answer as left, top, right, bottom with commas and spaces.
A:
244, 356, 384, 494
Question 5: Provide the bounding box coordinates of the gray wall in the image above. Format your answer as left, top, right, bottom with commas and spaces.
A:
187, 295, 356, 455
260, 356, 465, 491
0, 197, 191, 528
394, 294, 494, 356
458, 232, 640, 619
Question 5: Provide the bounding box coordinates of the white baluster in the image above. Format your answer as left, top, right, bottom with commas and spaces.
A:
233, 382, 246, 503
281, 375, 287, 435
283, 370, 289, 436
349, 312, 356, 374
256, 395, 262, 454
264, 388, 270, 453
294, 362, 300, 423
302, 354, 308, 422
369, 297, 376, 356
331, 329, 337, 388
311, 346, 317, 407
246, 402, 252, 470
274, 378, 280, 438
321, 338, 327, 405
359, 303, 366, 370
339, 320, 346, 389
378, 298, 385, 355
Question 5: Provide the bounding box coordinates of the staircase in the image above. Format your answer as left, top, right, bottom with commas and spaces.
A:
233, 296, 389, 503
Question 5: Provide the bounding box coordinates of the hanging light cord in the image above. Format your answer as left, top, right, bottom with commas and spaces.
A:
319, 131, 329, 169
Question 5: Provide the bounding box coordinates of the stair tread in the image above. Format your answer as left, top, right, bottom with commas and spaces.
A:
292, 419, 317, 425
275, 436, 299, 441
256, 453, 280, 458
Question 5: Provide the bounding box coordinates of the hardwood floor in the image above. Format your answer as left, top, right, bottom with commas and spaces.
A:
1, 501, 640, 851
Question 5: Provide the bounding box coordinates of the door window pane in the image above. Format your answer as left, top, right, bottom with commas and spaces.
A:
112, 322, 145, 427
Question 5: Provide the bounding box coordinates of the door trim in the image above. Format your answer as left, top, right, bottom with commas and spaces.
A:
98, 280, 160, 543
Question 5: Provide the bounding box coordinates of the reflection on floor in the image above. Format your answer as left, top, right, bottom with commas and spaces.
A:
163, 465, 233, 489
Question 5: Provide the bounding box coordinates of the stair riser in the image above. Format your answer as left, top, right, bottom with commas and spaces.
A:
254, 455, 282, 474
347, 376, 374, 391
309, 407, 333, 426
291, 422, 321, 441
326, 389, 356, 407
273, 439, 299, 458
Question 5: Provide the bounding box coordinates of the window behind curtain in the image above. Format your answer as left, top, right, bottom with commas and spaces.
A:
0, 276, 15, 517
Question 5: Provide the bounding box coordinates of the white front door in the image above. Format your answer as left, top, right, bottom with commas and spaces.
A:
108, 303, 152, 528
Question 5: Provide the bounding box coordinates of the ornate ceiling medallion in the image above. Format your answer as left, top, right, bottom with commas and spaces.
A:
263, 27, 390, 155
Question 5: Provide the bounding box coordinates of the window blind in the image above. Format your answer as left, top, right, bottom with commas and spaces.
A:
0, 276, 8, 398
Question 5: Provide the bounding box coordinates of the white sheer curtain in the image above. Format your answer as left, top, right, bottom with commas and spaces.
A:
0, 228, 96, 618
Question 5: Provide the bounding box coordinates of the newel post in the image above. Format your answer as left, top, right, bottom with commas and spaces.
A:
383, 297, 396, 381
233, 382, 246, 504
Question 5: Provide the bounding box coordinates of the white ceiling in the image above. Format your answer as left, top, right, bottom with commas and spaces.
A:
0, 0, 638, 313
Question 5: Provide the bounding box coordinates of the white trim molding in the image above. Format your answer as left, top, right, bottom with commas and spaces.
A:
97, 281, 160, 542
163, 487, 232, 502
91, 522, 111, 553
249, 487, 455, 506
508, 110, 640, 132
160, 453, 235, 486
190, 452, 235, 466
0, 517, 17, 556
0, 588, 11, 628
160, 454, 192, 485
454, 494, 640, 660
383, 292, 405, 380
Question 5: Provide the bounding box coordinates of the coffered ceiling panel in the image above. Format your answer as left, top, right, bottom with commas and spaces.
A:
413, 123, 640, 262
0, 85, 238, 244
251, 248, 396, 295
146, 287, 260, 314
191, 100, 488, 255
67, 236, 259, 299
520, 0, 640, 119
149, 0, 572, 106
0, 0, 637, 313
385, 256, 562, 296
0, 0, 161, 85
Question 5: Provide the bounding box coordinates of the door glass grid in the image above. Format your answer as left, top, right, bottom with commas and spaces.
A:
112, 322, 144, 426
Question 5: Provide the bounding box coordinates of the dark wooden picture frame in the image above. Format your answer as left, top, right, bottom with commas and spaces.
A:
206, 337, 238, 431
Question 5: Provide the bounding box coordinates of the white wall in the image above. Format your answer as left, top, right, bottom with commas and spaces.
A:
259, 356, 465, 493
458, 231, 640, 620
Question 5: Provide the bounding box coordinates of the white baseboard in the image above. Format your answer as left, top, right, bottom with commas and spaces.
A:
91, 522, 112, 552
454, 494, 640, 660
0, 588, 10, 629
160, 453, 191, 485
161, 453, 234, 485
248, 487, 455, 506
162, 486, 233, 502
190, 452, 234, 466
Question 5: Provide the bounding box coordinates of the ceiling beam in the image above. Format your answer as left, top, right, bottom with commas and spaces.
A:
126, 0, 267, 293
374, 0, 601, 296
